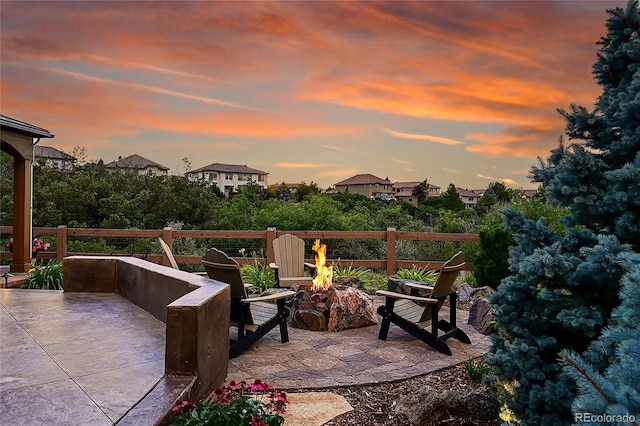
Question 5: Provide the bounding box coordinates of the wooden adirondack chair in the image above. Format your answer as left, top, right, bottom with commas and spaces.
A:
202, 248, 295, 359
158, 238, 180, 270
376, 251, 471, 356
269, 234, 316, 287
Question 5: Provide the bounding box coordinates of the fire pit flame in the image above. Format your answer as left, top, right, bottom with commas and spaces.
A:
312, 239, 333, 291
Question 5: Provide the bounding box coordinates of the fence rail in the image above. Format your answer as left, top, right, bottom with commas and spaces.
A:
0, 226, 479, 275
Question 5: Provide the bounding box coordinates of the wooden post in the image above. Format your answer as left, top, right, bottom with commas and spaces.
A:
10, 156, 32, 272
386, 227, 396, 276
266, 227, 277, 264
56, 225, 67, 260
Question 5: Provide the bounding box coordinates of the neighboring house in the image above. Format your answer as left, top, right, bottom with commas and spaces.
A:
456, 187, 481, 208
105, 154, 169, 176
332, 174, 393, 200
521, 189, 538, 198
187, 163, 268, 197
392, 182, 441, 206
35, 146, 76, 170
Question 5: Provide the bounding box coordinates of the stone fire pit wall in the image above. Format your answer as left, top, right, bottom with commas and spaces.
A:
63, 255, 230, 423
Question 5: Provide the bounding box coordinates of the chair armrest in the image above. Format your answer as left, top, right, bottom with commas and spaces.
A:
376, 290, 438, 304
241, 290, 296, 303
403, 282, 434, 291
304, 262, 317, 270
269, 263, 279, 270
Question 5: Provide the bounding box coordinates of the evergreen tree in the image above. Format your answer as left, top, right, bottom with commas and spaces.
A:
560, 259, 640, 425
486, 2, 640, 424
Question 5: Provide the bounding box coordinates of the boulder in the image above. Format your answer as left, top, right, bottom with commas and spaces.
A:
395, 385, 499, 425
289, 285, 378, 332
457, 282, 474, 302
326, 286, 378, 332
468, 298, 495, 335
469, 286, 495, 303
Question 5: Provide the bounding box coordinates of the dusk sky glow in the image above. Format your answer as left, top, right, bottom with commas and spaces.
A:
1, 1, 617, 190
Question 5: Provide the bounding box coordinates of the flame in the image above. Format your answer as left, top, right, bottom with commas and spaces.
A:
312, 239, 333, 291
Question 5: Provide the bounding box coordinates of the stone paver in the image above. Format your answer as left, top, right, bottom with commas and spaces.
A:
228, 296, 490, 390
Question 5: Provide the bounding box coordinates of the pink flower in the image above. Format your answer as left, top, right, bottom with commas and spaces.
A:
250, 378, 272, 392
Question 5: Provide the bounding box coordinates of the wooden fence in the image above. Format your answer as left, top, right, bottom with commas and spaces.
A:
0, 226, 479, 275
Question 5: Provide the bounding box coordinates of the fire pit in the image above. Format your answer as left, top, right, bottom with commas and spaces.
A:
288, 240, 378, 332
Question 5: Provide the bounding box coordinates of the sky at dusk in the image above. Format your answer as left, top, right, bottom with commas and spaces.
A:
1, 1, 618, 190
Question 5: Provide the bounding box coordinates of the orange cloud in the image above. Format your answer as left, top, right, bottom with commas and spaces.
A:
274, 163, 325, 168
384, 128, 464, 145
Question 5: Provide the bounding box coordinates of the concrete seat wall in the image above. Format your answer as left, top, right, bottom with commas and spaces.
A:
63, 256, 230, 423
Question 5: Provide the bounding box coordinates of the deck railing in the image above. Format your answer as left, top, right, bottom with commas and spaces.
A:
0, 226, 479, 275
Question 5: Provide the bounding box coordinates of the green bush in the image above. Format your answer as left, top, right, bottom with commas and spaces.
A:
393, 265, 437, 283
241, 262, 275, 294
473, 225, 514, 290
464, 356, 492, 381
22, 261, 64, 290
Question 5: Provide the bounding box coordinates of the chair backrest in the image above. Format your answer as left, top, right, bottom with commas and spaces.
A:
202, 248, 251, 324
418, 251, 465, 323
202, 248, 247, 299
158, 238, 179, 270
430, 251, 465, 299
272, 234, 306, 278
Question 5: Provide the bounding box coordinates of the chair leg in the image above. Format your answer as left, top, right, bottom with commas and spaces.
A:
377, 298, 396, 340
277, 299, 290, 344
437, 293, 471, 344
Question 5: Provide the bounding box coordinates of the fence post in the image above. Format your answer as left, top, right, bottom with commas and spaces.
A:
57, 225, 67, 260
386, 227, 396, 276
266, 227, 276, 264
161, 227, 173, 267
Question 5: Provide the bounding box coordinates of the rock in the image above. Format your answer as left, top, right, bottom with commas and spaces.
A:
457, 282, 474, 302
326, 286, 378, 332
282, 392, 354, 425
469, 286, 495, 303
395, 385, 499, 425
289, 285, 378, 332
467, 298, 495, 335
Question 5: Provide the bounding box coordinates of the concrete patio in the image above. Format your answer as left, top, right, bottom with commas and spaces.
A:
0, 283, 490, 425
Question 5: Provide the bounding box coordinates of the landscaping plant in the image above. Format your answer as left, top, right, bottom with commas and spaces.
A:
393, 265, 437, 283
486, 2, 640, 424
22, 261, 64, 290
464, 356, 492, 382
171, 379, 289, 426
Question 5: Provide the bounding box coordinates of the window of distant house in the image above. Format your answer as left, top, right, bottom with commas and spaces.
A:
238, 174, 251, 181
225, 174, 233, 180
147, 168, 156, 176
258, 175, 265, 182
207, 172, 217, 181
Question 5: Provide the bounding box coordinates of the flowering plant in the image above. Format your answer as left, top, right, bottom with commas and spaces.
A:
172, 379, 288, 426
4, 237, 50, 256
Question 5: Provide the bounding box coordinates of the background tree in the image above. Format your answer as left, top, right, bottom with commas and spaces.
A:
411, 179, 429, 205
486, 2, 640, 424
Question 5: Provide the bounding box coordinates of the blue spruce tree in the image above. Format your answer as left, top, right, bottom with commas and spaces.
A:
486, 2, 640, 424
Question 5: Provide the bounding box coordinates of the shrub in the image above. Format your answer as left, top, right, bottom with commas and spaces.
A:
464, 356, 492, 382
22, 261, 64, 290
241, 262, 275, 294
393, 265, 437, 283
473, 225, 514, 290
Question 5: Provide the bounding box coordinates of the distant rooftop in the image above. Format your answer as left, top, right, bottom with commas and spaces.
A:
105, 154, 169, 170
190, 163, 268, 175
35, 146, 75, 160
335, 174, 390, 186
